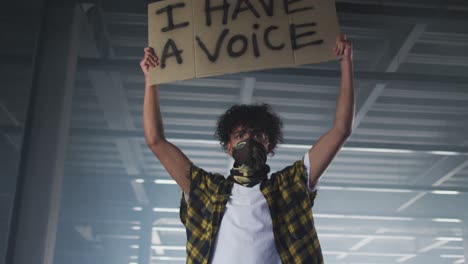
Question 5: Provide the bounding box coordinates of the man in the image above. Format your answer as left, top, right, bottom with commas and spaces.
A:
141, 34, 354, 264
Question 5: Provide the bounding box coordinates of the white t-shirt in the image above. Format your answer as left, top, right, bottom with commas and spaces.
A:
210, 152, 318, 264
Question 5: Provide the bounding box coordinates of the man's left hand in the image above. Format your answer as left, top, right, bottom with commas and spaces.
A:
333, 33, 353, 62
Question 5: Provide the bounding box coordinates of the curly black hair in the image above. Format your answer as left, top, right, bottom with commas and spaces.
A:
214, 103, 283, 155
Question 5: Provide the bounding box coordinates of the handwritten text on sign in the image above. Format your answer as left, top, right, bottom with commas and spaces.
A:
148, 0, 340, 84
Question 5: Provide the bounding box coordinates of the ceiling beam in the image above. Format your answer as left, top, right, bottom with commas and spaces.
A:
63, 129, 468, 155
89, 70, 148, 205
77, 58, 468, 85
65, 172, 468, 194
335, 1, 468, 24
406, 54, 468, 67
59, 199, 465, 225
384, 24, 427, 73
93, 1, 468, 23
0, 100, 20, 127
79, 3, 114, 58
396, 144, 468, 212
0, 100, 21, 151
239, 77, 256, 104
5, 56, 468, 86
464, 222, 468, 264
353, 24, 426, 129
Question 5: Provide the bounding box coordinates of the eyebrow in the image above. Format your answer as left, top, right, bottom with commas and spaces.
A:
232, 130, 246, 136
232, 129, 265, 136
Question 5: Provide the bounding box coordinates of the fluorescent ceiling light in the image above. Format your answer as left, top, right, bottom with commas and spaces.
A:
343, 147, 414, 154
281, 145, 415, 154
277, 144, 309, 149
130, 245, 139, 249
153, 207, 179, 213
168, 138, 218, 145
152, 256, 186, 261
440, 254, 464, 258
163, 138, 466, 156
349, 252, 412, 257
345, 187, 412, 193
154, 179, 177, 184
134, 179, 145, 183
152, 245, 186, 251
131, 226, 141, 230
432, 218, 462, 223
429, 151, 460, 156
315, 214, 414, 221
317, 251, 416, 260
319, 186, 413, 193
132, 207, 143, 211
319, 234, 414, 240
431, 190, 460, 195
436, 237, 463, 242
153, 227, 185, 232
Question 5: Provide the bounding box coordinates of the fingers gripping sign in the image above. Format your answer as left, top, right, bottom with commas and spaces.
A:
140, 47, 160, 78
333, 33, 353, 62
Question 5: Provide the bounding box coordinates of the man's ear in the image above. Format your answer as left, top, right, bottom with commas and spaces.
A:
226, 142, 233, 156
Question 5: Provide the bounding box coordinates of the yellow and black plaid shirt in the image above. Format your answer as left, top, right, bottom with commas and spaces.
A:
180, 159, 323, 264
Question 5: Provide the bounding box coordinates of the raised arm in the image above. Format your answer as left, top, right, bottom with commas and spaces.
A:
141, 47, 191, 194
307, 34, 355, 189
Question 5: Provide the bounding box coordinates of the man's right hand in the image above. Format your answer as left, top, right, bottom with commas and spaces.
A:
140, 47, 159, 79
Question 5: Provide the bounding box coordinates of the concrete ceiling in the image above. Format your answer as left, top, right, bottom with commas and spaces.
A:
1, 0, 468, 263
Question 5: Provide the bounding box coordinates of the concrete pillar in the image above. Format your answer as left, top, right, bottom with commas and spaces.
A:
0, 137, 21, 264
5, 0, 82, 263
464, 216, 468, 263
138, 206, 153, 264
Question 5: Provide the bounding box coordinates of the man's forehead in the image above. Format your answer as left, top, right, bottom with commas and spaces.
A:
232, 126, 265, 134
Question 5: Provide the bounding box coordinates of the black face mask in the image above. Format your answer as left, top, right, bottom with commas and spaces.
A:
230, 138, 270, 187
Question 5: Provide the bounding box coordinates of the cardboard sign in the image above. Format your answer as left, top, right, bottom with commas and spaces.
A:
148, 0, 340, 85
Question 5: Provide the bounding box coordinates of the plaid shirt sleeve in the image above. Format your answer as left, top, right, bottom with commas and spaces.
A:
284, 159, 319, 208
180, 163, 225, 224
179, 163, 228, 264
267, 160, 323, 263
